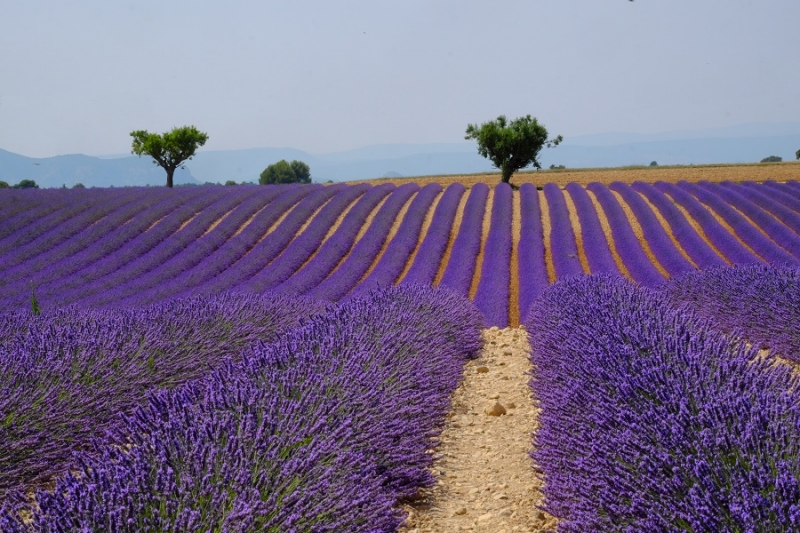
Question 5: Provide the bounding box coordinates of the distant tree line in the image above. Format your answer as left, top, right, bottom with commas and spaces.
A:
0, 179, 39, 189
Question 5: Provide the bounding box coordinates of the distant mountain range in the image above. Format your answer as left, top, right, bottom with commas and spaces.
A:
0, 150, 198, 189
3, 122, 800, 188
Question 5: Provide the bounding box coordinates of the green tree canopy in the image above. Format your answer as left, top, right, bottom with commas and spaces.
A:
795, 149, 799, 160
12, 179, 39, 189
0, 181, 9, 188
760, 155, 782, 163
259, 159, 312, 185
130, 125, 208, 188
465, 115, 562, 184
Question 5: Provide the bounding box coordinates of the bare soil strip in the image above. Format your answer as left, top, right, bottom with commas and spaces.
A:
538, 190, 556, 284
562, 189, 592, 274
232, 203, 271, 237
585, 189, 632, 279
400, 327, 554, 533
356, 191, 418, 283
176, 212, 200, 233
468, 188, 495, 300
202, 206, 237, 237
397, 190, 444, 283
610, 189, 670, 279
432, 190, 470, 286
509, 192, 522, 327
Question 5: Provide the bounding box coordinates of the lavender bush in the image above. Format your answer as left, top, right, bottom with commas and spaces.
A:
401, 183, 464, 286
437, 183, 488, 296
543, 183, 583, 279
0, 293, 323, 497
525, 274, 800, 532
517, 183, 548, 319
2, 285, 483, 532
660, 263, 800, 362
565, 183, 619, 276
473, 182, 511, 327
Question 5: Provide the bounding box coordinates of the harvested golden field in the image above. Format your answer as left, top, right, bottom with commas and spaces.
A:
353, 161, 800, 187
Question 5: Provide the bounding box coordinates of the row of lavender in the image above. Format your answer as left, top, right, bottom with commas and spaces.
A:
1, 285, 483, 531
525, 264, 800, 531
1, 180, 799, 326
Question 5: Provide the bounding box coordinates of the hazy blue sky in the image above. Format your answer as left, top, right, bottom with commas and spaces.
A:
2, 0, 799, 157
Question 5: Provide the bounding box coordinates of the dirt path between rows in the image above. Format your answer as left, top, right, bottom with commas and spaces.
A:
400, 327, 556, 533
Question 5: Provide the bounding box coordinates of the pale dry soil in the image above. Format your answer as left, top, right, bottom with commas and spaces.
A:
400, 327, 555, 533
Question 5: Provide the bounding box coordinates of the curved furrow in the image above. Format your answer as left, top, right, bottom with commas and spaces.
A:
0, 189, 141, 268
610, 182, 696, 277
159, 186, 317, 299
2, 187, 178, 286
587, 183, 666, 287
400, 183, 465, 286
353, 183, 441, 293
735, 182, 800, 229
273, 184, 402, 297
565, 183, 620, 276
654, 182, 762, 266
631, 182, 729, 269
4, 188, 224, 311
304, 184, 419, 301
106, 189, 291, 308
58, 187, 253, 308
0, 189, 95, 244
437, 183, 489, 297
760, 181, 800, 212
699, 182, 800, 260
679, 181, 796, 265
187, 185, 346, 296
233, 184, 372, 294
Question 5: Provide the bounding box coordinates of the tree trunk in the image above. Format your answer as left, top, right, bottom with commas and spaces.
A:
501, 165, 513, 184
166, 167, 175, 188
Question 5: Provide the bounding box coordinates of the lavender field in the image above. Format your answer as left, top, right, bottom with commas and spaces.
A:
1, 180, 799, 324
1, 179, 800, 531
